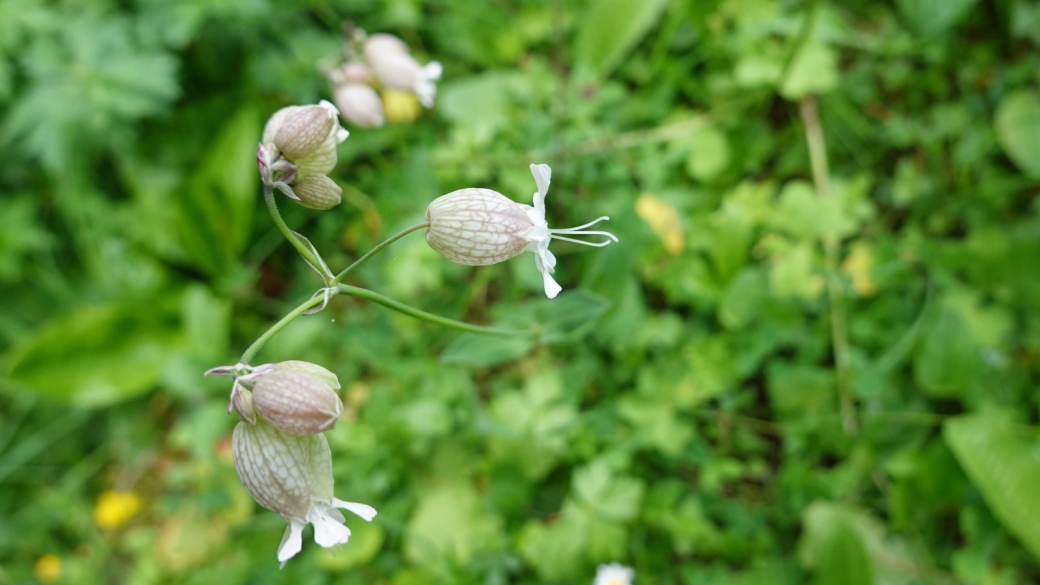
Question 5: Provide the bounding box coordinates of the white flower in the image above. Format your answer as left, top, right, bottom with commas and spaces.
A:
333, 83, 385, 128
593, 563, 635, 585
232, 421, 376, 567
363, 33, 442, 108
424, 163, 617, 299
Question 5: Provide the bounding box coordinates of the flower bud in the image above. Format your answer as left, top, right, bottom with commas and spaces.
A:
261, 101, 347, 175
334, 83, 385, 128
292, 174, 343, 210
425, 188, 535, 266
251, 365, 343, 435
270, 360, 341, 389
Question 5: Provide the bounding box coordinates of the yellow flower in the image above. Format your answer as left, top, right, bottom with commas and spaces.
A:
93, 491, 141, 528
382, 89, 422, 123
33, 554, 61, 583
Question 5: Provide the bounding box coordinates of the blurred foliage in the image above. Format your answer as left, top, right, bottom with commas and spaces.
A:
1, 0, 1040, 583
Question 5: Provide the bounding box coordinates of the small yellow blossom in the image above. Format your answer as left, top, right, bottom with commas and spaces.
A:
382, 89, 422, 123
93, 491, 141, 528
635, 194, 685, 255
841, 241, 878, 296
33, 554, 61, 583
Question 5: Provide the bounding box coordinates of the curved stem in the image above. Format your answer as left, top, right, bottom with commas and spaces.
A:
336, 284, 528, 337
333, 222, 430, 284
264, 185, 321, 269
240, 293, 329, 364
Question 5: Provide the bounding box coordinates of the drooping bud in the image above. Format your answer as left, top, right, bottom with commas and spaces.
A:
292, 174, 343, 210
334, 83, 385, 128
273, 105, 337, 161
425, 188, 536, 266
270, 360, 341, 389
251, 364, 343, 435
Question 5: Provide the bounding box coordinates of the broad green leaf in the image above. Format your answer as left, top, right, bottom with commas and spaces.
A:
573, 0, 670, 77
994, 90, 1040, 178
780, 42, 839, 99
895, 0, 979, 35
517, 511, 587, 580
440, 334, 534, 368
913, 305, 977, 397
176, 105, 259, 276
944, 413, 1040, 562
719, 267, 767, 329
572, 461, 644, 522
798, 503, 873, 585
181, 284, 231, 360
4, 303, 179, 406
404, 482, 503, 567
686, 125, 731, 182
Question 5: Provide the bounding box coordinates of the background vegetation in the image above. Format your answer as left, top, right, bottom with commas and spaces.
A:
2, 0, 1040, 583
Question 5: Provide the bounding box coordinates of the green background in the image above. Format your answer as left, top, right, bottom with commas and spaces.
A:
2, 0, 1040, 583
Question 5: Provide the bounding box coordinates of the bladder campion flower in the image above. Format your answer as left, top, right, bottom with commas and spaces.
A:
232, 421, 376, 567
424, 163, 618, 298
593, 563, 635, 585
257, 100, 348, 209
363, 33, 442, 108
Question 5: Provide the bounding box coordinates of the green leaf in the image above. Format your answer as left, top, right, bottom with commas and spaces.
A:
572, 460, 644, 522
798, 503, 874, 585
404, 482, 503, 567
780, 42, 839, 99
895, 0, 979, 35
573, 0, 670, 77
439, 334, 534, 368
176, 105, 259, 276
534, 289, 611, 344
994, 90, 1040, 178
913, 305, 977, 397
4, 303, 179, 406
944, 413, 1040, 562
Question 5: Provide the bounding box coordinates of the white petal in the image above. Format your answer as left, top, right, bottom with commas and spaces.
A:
424, 61, 443, 81
533, 250, 562, 299
308, 504, 351, 548
530, 164, 551, 198
277, 518, 306, 567
542, 269, 562, 299
332, 498, 378, 521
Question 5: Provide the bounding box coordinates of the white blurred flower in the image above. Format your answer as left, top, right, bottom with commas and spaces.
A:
593, 563, 635, 585
363, 33, 442, 108
333, 83, 385, 128
424, 163, 617, 298
232, 421, 376, 567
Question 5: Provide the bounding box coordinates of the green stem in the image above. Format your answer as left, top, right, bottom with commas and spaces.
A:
800, 95, 858, 436
333, 222, 430, 283
240, 293, 328, 363
264, 185, 321, 269
336, 284, 528, 337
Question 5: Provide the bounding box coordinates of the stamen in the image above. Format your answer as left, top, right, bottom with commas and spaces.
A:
550, 216, 611, 233
550, 234, 617, 247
